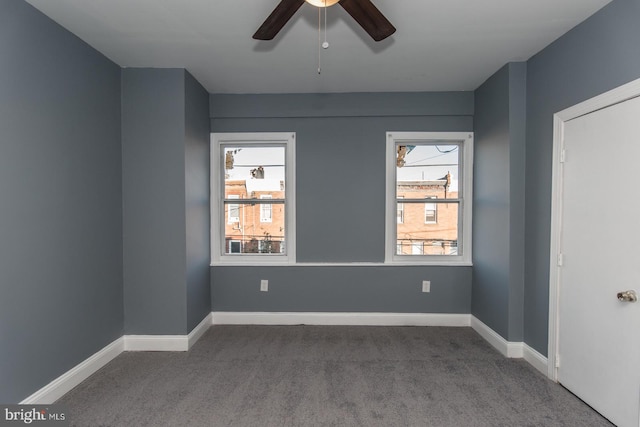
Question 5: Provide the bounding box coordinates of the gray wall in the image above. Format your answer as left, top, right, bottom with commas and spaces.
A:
122, 69, 211, 335
213, 267, 471, 312
472, 63, 526, 341
0, 0, 123, 403
210, 92, 474, 312
508, 63, 526, 344
185, 72, 212, 331
122, 69, 188, 335
524, 0, 640, 354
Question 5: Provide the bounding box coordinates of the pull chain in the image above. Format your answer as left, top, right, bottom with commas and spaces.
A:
318, 0, 329, 74
318, 7, 321, 74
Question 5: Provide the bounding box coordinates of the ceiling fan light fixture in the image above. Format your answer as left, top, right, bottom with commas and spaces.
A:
305, 0, 340, 7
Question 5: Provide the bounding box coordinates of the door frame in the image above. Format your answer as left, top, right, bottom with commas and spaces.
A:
548, 77, 640, 381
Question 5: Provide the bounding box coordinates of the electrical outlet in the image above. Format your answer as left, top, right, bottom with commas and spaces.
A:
260, 279, 268, 292
422, 280, 431, 293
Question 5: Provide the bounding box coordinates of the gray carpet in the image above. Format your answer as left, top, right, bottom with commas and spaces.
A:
57, 326, 612, 426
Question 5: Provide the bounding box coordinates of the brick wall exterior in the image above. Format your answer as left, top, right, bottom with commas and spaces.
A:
224, 180, 286, 253
397, 181, 458, 255
223, 179, 459, 256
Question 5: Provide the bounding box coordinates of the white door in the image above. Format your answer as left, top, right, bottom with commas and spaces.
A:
558, 95, 640, 427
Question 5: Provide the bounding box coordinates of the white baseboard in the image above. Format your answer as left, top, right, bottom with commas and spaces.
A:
124, 313, 213, 351
20, 337, 124, 405
470, 316, 523, 358
523, 343, 549, 376
187, 312, 213, 349
123, 335, 189, 351
470, 316, 550, 376
19, 314, 214, 404
19, 312, 549, 405
212, 312, 472, 327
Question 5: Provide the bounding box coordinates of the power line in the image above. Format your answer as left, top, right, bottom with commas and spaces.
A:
406, 146, 458, 165
401, 163, 458, 168
231, 164, 285, 167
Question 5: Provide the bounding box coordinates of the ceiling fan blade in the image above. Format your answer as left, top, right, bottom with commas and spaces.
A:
339, 0, 395, 41
253, 0, 306, 40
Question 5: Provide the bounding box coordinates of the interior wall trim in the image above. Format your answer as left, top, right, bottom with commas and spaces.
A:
123, 335, 188, 352
212, 311, 471, 327
124, 313, 213, 352
523, 343, 549, 376
187, 313, 214, 349
471, 316, 523, 358
20, 337, 124, 405
19, 314, 214, 404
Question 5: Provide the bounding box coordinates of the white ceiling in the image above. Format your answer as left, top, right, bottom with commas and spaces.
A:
25, 0, 612, 94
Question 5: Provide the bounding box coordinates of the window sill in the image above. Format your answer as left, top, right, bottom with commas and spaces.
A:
210, 261, 473, 267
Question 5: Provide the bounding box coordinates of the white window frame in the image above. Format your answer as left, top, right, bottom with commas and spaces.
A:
385, 132, 473, 265
260, 195, 272, 223
211, 132, 296, 265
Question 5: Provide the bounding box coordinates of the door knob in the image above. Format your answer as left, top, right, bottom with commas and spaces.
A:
617, 290, 637, 303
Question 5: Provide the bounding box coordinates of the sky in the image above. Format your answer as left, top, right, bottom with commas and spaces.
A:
224, 146, 286, 181
223, 143, 460, 191
396, 144, 459, 191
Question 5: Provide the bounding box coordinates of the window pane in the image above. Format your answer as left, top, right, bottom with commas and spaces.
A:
223, 145, 286, 255
396, 202, 458, 256
224, 146, 286, 199
224, 202, 285, 254
396, 142, 460, 256
396, 144, 459, 199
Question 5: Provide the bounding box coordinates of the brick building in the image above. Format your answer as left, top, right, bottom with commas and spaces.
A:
224, 176, 457, 256
224, 179, 286, 254
396, 178, 458, 255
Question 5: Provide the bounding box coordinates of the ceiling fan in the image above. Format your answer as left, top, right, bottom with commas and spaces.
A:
253, 0, 396, 42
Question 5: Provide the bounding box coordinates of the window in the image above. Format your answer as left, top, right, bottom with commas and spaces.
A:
397, 196, 404, 223
211, 133, 296, 264
386, 132, 473, 264
260, 195, 272, 223
425, 196, 437, 223
229, 240, 242, 253
411, 242, 423, 255
227, 195, 240, 223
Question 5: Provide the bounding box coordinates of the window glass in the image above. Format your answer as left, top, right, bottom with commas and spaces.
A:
223, 146, 285, 255
396, 144, 459, 256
